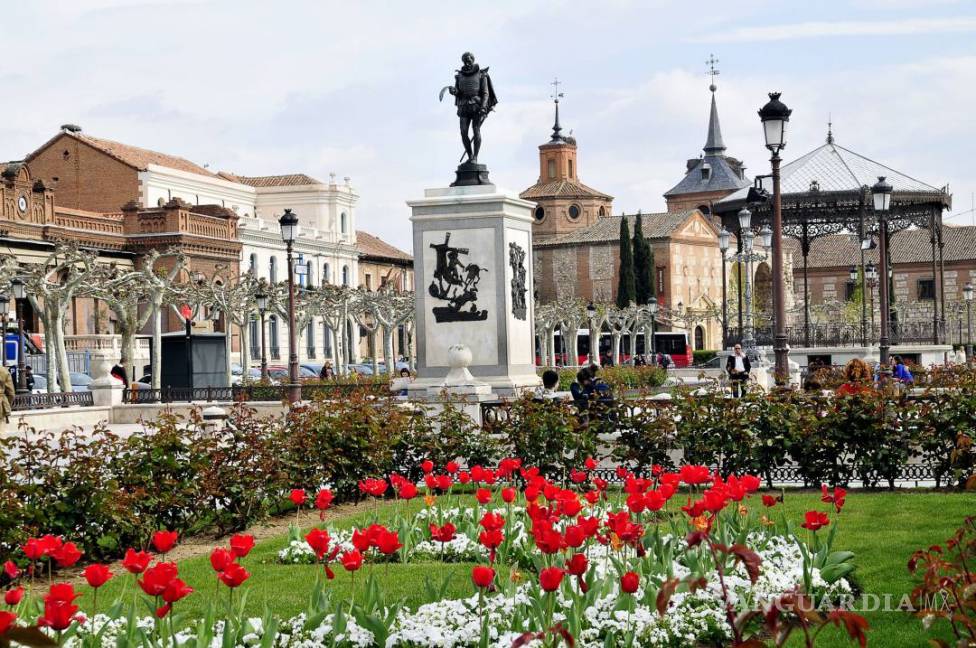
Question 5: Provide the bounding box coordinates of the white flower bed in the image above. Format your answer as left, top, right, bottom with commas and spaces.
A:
72, 530, 850, 648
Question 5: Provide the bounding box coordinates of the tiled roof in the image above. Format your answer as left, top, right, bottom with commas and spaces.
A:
520, 179, 612, 200
785, 225, 976, 269
64, 132, 216, 177
356, 230, 412, 263
664, 154, 750, 197
233, 173, 323, 188
535, 210, 696, 247
719, 139, 944, 205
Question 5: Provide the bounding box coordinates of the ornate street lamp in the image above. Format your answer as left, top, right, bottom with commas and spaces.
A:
759, 92, 792, 386
964, 281, 974, 362
718, 227, 730, 349
849, 265, 858, 283
11, 279, 27, 393
255, 288, 269, 381
759, 224, 773, 249
872, 176, 894, 366
279, 208, 301, 404
737, 206, 752, 231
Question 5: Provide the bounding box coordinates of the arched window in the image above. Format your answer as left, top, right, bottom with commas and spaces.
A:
323, 322, 333, 357
340, 212, 348, 234
269, 315, 280, 359
694, 325, 705, 351
598, 206, 606, 217
342, 265, 349, 286
323, 262, 330, 285
306, 260, 314, 286
249, 315, 259, 360
269, 257, 277, 284
249, 253, 258, 274
306, 318, 315, 358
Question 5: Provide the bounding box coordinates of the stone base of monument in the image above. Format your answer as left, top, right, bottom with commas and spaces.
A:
407, 183, 541, 397
452, 161, 491, 187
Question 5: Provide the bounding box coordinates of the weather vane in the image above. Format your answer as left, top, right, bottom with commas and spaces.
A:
706, 54, 720, 90
551, 77, 563, 102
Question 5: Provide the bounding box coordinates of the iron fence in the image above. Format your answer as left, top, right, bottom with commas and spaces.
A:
12, 390, 95, 411
125, 381, 389, 404
726, 320, 947, 349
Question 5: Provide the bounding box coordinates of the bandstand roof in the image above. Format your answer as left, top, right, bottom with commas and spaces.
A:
714, 134, 951, 239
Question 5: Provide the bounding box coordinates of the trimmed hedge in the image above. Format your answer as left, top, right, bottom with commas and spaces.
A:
542, 366, 667, 392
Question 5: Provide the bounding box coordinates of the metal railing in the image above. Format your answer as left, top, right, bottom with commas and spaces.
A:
26, 351, 92, 375
726, 320, 947, 349
12, 390, 95, 411
125, 381, 390, 404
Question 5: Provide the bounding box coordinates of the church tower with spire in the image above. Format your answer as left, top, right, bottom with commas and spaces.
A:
664, 57, 750, 213
521, 79, 613, 242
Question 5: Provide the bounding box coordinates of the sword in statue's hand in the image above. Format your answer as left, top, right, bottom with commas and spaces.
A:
438, 86, 454, 102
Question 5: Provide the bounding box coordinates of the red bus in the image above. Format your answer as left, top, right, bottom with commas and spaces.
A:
536, 330, 692, 367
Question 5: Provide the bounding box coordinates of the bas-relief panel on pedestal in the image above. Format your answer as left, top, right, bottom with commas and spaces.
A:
505, 228, 533, 366
422, 228, 498, 367
553, 248, 577, 303
589, 245, 614, 304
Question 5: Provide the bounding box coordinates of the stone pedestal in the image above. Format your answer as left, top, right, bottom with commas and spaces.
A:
407, 184, 540, 396
88, 348, 123, 407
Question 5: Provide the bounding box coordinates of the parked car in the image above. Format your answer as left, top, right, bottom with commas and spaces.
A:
31, 373, 47, 394
267, 365, 317, 382
345, 364, 375, 376
693, 356, 724, 369
33, 372, 93, 392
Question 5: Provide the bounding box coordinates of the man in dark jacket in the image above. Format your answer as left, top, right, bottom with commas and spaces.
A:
726, 344, 751, 398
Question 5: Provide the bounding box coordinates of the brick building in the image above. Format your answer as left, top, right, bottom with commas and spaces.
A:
663, 82, 750, 213
355, 230, 414, 362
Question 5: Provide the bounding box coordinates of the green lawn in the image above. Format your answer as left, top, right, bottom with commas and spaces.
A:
72, 490, 976, 647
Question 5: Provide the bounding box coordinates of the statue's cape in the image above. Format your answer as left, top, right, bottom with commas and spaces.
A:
482, 69, 498, 121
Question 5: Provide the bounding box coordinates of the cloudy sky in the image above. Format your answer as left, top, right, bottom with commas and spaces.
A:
2, 0, 974, 249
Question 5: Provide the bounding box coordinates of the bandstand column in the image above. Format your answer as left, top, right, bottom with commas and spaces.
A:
878, 217, 891, 365
801, 224, 811, 349
938, 216, 946, 341
930, 213, 939, 344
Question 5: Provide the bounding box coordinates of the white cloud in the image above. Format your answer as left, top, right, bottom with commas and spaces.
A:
693, 16, 976, 43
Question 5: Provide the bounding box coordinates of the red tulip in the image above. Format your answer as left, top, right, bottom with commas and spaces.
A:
53, 542, 83, 568
539, 567, 564, 592
3, 561, 19, 579
210, 547, 235, 572
0, 610, 16, 635
229, 534, 255, 558
305, 528, 331, 559
122, 548, 152, 574
162, 578, 193, 603
375, 529, 402, 555
435, 475, 453, 491
762, 495, 778, 508
569, 469, 588, 484
501, 487, 516, 503
566, 553, 588, 576
678, 465, 711, 485
37, 535, 64, 558
471, 565, 495, 589
22, 538, 45, 562
421, 459, 434, 474
821, 485, 847, 513
4, 587, 24, 605
139, 563, 179, 597
398, 482, 418, 500
478, 529, 503, 550
741, 475, 761, 493
584, 457, 598, 471
458, 471, 471, 484
314, 489, 334, 511
289, 489, 307, 506
644, 490, 666, 511
429, 523, 457, 543
39, 583, 80, 631
82, 564, 113, 589
476, 488, 492, 505
620, 571, 640, 594
446, 461, 460, 474
801, 511, 830, 531
217, 562, 249, 589
479, 512, 504, 531
341, 550, 363, 572
151, 530, 178, 554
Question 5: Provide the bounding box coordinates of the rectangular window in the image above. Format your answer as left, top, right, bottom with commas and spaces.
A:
365, 274, 372, 291
845, 281, 857, 301
568, 159, 574, 178
918, 279, 935, 300
656, 268, 665, 294
547, 159, 556, 179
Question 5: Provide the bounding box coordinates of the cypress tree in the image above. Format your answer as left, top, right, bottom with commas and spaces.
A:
633, 212, 652, 304
616, 217, 636, 308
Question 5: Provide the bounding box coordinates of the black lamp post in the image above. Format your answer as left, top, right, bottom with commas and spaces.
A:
0, 293, 8, 369
758, 92, 792, 386
279, 208, 301, 404
872, 176, 894, 366
255, 289, 269, 381
718, 226, 730, 349
964, 281, 974, 363
11, 279, 26, 394
865, 261, 879, 341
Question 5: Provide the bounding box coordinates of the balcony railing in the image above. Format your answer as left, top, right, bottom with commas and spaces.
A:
125, 382, 388, 404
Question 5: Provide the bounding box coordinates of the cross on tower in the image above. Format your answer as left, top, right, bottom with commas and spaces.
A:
550, 77, 563, 102
706, 54, 720, 90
